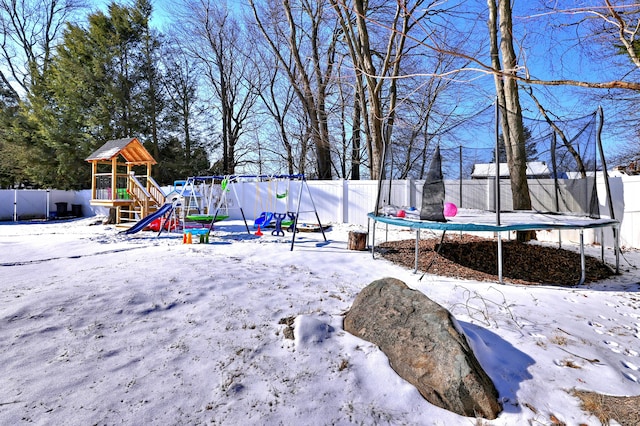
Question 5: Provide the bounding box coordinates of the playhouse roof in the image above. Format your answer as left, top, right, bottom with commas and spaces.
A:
85, 137, 156, 165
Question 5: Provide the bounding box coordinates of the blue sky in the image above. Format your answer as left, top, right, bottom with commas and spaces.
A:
88, 0, 175, 30
83, 0, 631, 158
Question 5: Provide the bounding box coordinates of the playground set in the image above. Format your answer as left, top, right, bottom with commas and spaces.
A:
85, 138, 326, 249
85, 137, 166, 225
124, 173, 327, 250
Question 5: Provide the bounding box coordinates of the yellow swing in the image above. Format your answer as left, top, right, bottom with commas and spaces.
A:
271, 178, 294, 236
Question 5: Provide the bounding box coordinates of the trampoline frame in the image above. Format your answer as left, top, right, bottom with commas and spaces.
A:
368, 211, 619, 285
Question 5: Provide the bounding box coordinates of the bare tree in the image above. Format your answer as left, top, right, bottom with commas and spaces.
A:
160, 37, 203, 164
487, 0, 532, 222
388, 15, 478, 181
392, 78, 451, 180
525, 87, 589, 177
182, 0, 260, 175
334, 60, 362, 179
0, 0, 83, 98
529, 2, 640, 164
249, 30, 299, 175
330, 0, 432, 180
250, 0, 337, 179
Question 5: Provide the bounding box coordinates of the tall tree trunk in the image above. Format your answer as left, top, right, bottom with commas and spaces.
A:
353, 0, 384, 180
298, 0, 333, 179
488, 0, 533, 241
251, 0, 334, 179
143, 27, 160, 167
331, 0, 419, 180
498, 0, 531, 211
351, 90, 361, 180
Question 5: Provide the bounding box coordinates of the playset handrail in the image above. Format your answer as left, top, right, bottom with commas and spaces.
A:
146, 175, 166, 206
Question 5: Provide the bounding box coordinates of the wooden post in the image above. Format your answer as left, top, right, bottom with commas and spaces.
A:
111, 157, 117, 201
348, 231, 368, 251
91, 161, 97, 200
146, 163, 152, 191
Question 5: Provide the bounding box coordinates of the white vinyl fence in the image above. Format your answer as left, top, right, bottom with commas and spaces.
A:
0, 189, 107, 221
3, 174, 640, 248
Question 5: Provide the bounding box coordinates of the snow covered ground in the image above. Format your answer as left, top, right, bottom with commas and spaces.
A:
1, 218, 639, 425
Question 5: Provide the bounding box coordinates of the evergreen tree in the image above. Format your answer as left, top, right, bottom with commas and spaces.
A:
157, 137, 210, 185
22, 0, 164, 188
0, 83, 24, 187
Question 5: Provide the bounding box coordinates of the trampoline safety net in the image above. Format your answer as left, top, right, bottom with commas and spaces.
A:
376, 104, 604, 219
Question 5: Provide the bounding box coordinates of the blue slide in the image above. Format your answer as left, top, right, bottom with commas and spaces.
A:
253, 211, 274, 229
123, 203, 174, 235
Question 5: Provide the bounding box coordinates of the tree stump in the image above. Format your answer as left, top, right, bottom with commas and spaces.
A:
105, 207, 117, 225
348, 231, 368, 251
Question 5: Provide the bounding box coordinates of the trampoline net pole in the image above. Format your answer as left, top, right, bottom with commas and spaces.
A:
495, 101, 501, 226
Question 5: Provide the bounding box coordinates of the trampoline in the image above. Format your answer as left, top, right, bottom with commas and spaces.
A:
368, 209, 619, 285
368, 105, 621, 285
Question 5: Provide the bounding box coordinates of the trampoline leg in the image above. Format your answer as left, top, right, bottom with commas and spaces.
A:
414, 229, 420, 273
370, 218, 376, 258
600, 228, 605, 263
615, 224, 620, 274
578, 230, 586, 286
497, 232, 503, 284
366, 217, 371, 249
419, 230, 447, 281
558, 229, 562, 249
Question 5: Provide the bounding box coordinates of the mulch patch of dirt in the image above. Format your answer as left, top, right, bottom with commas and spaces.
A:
572, 390, 640, 426
378, 234, 615, 286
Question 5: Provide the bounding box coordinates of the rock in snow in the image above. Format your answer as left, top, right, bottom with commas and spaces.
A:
344, 277, 502, 419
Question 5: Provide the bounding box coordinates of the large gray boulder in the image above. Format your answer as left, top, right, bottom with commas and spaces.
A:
344, 277, 502, 419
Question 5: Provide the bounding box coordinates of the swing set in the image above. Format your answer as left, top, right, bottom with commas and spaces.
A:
252, 176, 296, 235
175, 174, 326, 250
172, 176, 248, 232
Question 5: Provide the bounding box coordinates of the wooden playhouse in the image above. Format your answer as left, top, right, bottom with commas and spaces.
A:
86, 137, 165, 225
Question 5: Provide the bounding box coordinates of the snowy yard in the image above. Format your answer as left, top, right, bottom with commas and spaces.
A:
1, 218, 639, 425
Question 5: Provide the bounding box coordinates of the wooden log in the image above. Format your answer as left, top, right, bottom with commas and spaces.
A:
348, 231, 368, 251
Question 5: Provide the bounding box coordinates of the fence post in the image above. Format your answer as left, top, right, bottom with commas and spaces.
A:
342, 180, 349, 224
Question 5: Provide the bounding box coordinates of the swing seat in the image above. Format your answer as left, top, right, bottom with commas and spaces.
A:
254, 211, 274, 229
187, 214, 229, 223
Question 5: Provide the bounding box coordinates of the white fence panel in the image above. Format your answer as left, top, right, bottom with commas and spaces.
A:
344, 180, 379, 225
225, 179, 343, 225
0, 190, 50, 220
0, 189, 96, 220
302, 180, 344, 224
604, 175, 640, 248
0, 190, 14, 220
4, 175, 640, 249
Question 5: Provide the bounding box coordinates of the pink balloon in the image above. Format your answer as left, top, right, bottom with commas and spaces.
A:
443, 202, 457, 217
